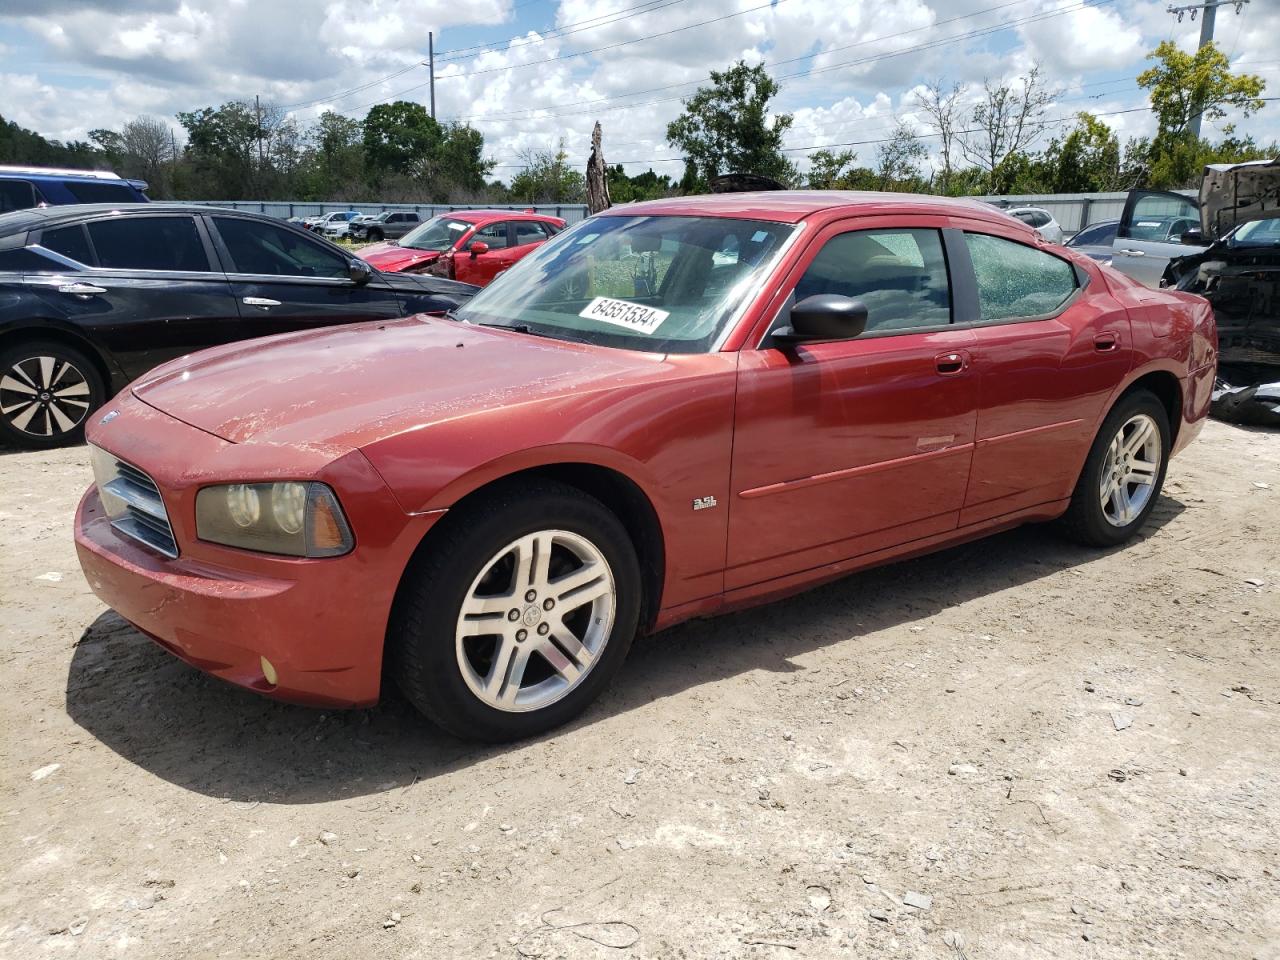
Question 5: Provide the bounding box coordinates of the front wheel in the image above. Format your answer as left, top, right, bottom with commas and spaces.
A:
365, 229, 384, 242
0, 341, 105, 449
1059, 389, 1170, 547
390, 480, 641, 742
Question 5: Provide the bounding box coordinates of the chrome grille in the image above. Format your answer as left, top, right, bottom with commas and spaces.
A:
89, 446, 178, 558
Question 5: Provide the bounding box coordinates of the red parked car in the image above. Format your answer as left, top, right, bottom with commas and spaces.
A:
358, 210, 565, 286
75, 192, 1216, 742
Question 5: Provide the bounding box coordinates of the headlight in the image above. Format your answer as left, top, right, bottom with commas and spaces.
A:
195, 482, 354, 557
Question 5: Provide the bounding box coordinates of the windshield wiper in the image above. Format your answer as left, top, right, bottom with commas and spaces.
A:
478, 322, 550, 339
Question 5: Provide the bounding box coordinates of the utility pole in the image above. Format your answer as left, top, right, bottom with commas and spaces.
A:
428, 32, 436, 120
1166, 0, 1250, 138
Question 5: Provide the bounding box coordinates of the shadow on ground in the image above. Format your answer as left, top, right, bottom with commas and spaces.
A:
65, 496, 1185, 804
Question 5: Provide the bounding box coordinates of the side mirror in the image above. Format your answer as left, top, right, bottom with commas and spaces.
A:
1179, 229, 1206, 246
774, 295, 868, 345
469, 241, 490, 258
348, 259, 372, 285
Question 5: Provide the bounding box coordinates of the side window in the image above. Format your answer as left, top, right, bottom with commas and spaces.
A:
470, 221, 511, 250
87, 216, 208, 271
514, 221, 549, 245
964, 233, 1077, 321
1123, 193, 1199, 240
39, 224, 95, 265
793, 228, 952, 332
0, 248, 74, 272
66, 181, 140, 204
1072, 222, 1116, 247
213, 217, 349, 278
0, 179, 40, 213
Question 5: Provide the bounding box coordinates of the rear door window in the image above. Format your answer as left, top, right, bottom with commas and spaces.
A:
964, 233, 1077, 321
793, 228, 952, 332
470, 221, 512, 250
87, 216, 209, 271
514, 221, 551, 245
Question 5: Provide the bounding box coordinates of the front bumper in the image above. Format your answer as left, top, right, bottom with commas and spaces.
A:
74, 393, 444, 707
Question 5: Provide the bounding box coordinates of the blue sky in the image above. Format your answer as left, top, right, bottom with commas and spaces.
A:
1, 0, 1276, 181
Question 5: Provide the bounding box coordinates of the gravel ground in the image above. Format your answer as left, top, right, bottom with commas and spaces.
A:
1, 420, 1278, 959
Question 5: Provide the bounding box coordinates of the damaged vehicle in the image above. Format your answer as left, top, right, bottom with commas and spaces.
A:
1164, 157, 1280, 426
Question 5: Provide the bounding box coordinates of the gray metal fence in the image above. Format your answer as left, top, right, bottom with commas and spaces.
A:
194, 200, 590, 224
975, 190, 1196, 233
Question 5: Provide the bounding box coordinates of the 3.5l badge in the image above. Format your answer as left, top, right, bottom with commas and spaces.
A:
692, 495, 718, 511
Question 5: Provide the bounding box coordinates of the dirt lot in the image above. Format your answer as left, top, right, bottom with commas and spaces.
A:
1, 421, 1278, 960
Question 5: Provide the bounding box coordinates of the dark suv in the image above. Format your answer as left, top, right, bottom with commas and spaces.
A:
0, 204, 476, 449
349, 211, 421, 242
0, 166, 150, 212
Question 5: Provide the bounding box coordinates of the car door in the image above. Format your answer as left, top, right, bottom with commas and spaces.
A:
727, 221, 979, 590
455, 220, 515, 285
22, 214, 240, 379
958, 229, 1133, 524
1111, 190, 1206, 286
207, 215, 405, 334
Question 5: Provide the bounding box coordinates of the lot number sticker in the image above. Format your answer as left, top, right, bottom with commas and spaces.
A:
579, 297, 669, 335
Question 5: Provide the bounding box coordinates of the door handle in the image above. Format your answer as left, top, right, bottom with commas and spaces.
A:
934, 351, 969, 375
1115, 248, 1146, 257
1094, 333, 1120, 352
58, 282, 107, 297
242, 297, 281, 308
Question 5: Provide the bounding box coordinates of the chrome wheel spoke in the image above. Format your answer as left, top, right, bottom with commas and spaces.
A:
1128, 458, 1157, 484
8, 401, 39, 430
53, 381, 90, 398
0, 375, 37, 396
1122, 418, 1154, 458
47, 402, 76, 433
456, 528, 616, 713
1100, 412, 1162, 528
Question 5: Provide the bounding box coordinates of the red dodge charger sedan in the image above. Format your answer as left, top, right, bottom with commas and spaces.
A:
358, 209, 565, 286
75, 192, 1216, 741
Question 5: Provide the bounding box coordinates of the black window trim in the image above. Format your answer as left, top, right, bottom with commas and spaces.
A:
757, 222, 1083, 349
205, 212, 361, 285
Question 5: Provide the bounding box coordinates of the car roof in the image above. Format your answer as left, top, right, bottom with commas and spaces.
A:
598, 190, 1009, 225
0, 202, 278, 237
1005, 206, 1051, 215
443, 209, 564, 224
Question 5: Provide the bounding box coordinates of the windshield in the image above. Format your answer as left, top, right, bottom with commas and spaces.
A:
453, 215, 796, 354
1228, 217, 1280, 247
400, 215, 473, 252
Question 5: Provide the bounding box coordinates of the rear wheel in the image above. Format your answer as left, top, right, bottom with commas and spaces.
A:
0, 341, 105, 449
1060, 390, 1170, 547
390, 480, 641, 742
366, 228, 384, 242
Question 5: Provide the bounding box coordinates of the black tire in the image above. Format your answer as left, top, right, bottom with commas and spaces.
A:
0, 340, 105, 450
1059, 389, 1171, 547
366, 229, 384, 242
389, 479, 642, 742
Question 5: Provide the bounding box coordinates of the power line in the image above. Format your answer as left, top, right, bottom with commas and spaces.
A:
441, 0, 1116, 127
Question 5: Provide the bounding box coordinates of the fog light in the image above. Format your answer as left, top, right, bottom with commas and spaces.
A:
260, 656, 278, 686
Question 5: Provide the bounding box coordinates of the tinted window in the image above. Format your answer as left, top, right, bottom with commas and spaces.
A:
471, 221, 511, 250
514, 221, 550, 245
88, 216, 208, 271
39, 224, 95, 265
0, 248, 73, 272
1125, 193, 1199, 240
964, 233, 1076, 321
1069, 222, 1117, 247
794, 228, 951, 332
0, 179, 39, 213
214, 217, 349, 278
66, 181, 140, 204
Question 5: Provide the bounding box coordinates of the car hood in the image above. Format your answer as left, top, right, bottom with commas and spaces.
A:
375, 270, 475, 299
131, 317, 668, 450
362, 243, 442, 272
1200, 156, 1280, 237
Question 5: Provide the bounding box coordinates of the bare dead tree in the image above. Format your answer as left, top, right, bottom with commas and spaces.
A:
585, 122, 611, 214
959, 67, 1058, 177
120, 117, 175, 196
915, 79, 963, 194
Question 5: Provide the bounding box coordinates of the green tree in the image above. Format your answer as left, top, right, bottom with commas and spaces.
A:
606, 165, 673, 202
1040, 113, 1123, 192
362, 101, 442, 179
875, 122, 927, 191
435, 123, 493, 196
308, 110, 365, 197
508, 142, 584, 203
805, 149, 857, 188
666, 60, 796, 187
1138, 40, 1265, 137
176, 101, 261, 198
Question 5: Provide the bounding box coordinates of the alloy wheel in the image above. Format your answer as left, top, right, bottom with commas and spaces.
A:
456, 529, 616, 712
1099, 412, 1161, 527
0, 355, 93, 438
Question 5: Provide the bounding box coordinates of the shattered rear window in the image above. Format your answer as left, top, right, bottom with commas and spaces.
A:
964, 233, 1077, 321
